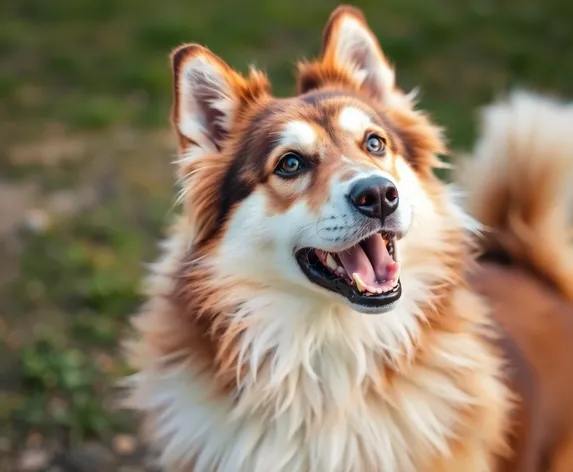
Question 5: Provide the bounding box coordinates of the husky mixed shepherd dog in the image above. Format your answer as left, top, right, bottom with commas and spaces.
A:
125, 5, 573, 471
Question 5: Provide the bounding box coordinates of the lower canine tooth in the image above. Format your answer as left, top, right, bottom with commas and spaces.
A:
352, 273, 368, 293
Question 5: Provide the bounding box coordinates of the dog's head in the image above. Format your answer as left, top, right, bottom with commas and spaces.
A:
172, 6, 455, 315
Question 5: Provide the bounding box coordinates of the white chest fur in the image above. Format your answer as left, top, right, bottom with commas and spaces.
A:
130, 299, 485, 472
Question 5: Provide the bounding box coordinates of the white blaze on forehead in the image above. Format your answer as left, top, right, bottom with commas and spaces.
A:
337, 106, 372, 135
278, 121, 317, 150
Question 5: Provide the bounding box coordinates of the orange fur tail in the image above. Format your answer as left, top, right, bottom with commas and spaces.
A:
458, 90, 573, 301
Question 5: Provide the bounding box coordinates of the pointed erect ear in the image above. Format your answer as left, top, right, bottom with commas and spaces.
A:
170, 44, 268, 154
301, 6, 400, 103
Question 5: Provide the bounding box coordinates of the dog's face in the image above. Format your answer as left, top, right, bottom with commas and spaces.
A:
172, 7, 447, 314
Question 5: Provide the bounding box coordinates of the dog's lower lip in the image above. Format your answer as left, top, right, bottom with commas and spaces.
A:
295, 231, 402, 311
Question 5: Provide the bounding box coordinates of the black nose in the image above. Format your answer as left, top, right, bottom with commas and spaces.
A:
349, 176, 399, 221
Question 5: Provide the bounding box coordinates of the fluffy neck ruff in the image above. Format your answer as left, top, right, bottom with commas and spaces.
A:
126, 210, 512, 472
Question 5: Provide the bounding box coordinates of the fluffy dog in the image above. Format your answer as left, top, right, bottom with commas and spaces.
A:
125, 6, 573, 471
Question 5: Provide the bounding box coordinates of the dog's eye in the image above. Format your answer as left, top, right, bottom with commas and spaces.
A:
365, 133, 386, 156
275, 152, 305, 177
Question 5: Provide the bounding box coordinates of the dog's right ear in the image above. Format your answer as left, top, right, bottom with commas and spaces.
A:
170, 44, 269, 156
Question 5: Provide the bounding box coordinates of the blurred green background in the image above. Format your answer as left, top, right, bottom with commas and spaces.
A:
0, 0, 572, 470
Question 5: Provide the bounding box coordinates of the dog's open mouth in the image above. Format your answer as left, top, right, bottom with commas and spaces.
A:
295, 231, 402, 310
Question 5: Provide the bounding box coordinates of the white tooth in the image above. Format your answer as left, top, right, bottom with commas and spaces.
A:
352, 273, 368, 293
336, 267, 346, 275
326, 254, 338, 270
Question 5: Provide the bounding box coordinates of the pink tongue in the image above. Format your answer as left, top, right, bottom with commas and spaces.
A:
336, 234, 395, 287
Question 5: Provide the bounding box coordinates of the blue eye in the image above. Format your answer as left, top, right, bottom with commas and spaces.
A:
275, 152, 306, 177
365, 133, 386, 156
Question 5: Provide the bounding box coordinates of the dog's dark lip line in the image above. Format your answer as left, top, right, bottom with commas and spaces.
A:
294, 230, 402, 310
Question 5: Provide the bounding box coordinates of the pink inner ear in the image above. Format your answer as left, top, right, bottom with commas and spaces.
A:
349, 47, 368, 72
194, 80, 229, 151
337, 33, 393, 102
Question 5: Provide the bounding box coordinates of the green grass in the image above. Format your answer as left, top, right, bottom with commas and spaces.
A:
2, 0, 572, 142
1, 0, 572, 466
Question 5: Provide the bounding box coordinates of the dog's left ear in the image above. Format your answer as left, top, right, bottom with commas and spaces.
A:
298, 6, 400, 104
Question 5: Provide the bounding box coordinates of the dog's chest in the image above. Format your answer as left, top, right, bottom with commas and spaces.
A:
244, 365, 461, 472
147, 352, 467, 472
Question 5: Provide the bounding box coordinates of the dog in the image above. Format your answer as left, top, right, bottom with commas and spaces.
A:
125, 5, 573, 471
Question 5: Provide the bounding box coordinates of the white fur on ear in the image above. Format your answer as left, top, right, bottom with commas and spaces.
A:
323, 8, 401, 104
172, 46, 239, 154
334, 16, 395, 97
